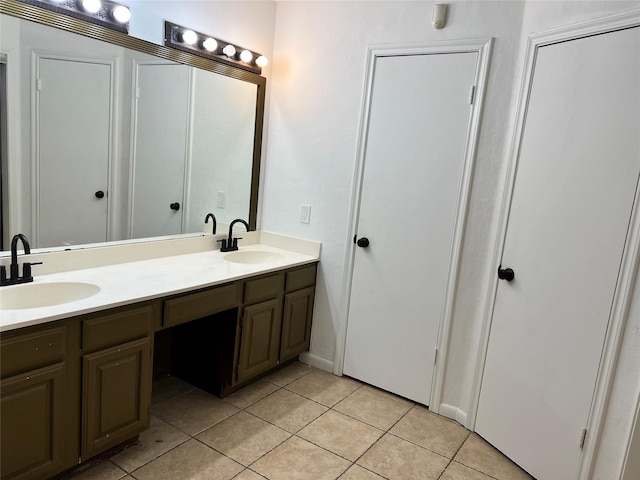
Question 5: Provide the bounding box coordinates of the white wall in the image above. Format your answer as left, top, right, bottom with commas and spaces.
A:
262, 0, 525, 405
262, 0, 640, 477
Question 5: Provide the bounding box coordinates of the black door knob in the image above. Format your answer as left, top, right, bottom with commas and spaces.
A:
356, 237, 370, 248
170, 202, 180, 211
498, 266, 515, 281
95, 190, 105, 199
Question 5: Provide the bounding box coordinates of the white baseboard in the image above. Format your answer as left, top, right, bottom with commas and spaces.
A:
299, 352, 334, 373
439, 403, 468, 428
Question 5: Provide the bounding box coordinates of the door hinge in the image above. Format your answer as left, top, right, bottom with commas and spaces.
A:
469, 85, 476, 105
433, 347, 438, 365
37, 78, 42, 91
135, 85, 140, 99
579, 428, 587, 449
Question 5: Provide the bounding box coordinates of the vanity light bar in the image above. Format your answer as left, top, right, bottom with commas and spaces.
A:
16, 0, 131, 33
164, 21, 267, 75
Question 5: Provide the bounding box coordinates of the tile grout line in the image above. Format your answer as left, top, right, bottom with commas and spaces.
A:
149, 385, 197, 409
198, 381, 306, 475
384, 430, 461, 463
445, 433, 510, 480
117, 434, 202, 478
236, 370, 369, 479
434, 430, 472, 480
343, 396, 416, 479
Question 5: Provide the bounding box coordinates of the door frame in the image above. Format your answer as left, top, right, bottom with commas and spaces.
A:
469, 10, 640, 480
32, 51, 117, 246
334, 38, 493, 413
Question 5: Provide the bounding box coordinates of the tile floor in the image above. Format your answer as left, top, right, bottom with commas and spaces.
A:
66, 362, 533, 480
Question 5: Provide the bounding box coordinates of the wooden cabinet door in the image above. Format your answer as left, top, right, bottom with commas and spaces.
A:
1, 363, 65, 480
82, 337, 151, 459
281, 287, 315, 362
237, 299, 282, 383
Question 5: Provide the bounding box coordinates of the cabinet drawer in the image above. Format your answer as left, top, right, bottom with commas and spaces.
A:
164, 283, 238, 328
285, 264, 317, 292
243, 274, 284, 305
83, 305, 153, 351
1, 326, 66, 378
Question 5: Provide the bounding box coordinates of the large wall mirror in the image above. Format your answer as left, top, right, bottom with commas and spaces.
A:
0, 0, 265, 252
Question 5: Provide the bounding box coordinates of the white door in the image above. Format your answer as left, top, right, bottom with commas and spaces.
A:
344, 52, 478, 404
476, 27, 640, 479
37, 57, 111, 247
131, 63, 190, 238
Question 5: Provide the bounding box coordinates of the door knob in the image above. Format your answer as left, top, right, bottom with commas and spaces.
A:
356, 237, 370, 248
498, 266, 515, 282
94, 190, 105, 199
170, 202, 180, 211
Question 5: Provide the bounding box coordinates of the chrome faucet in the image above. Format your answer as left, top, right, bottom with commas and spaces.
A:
218, 219, 249, 252
1, 234, 42, 286
205, 213, 217, 234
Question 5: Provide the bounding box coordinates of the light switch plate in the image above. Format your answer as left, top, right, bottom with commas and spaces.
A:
300, 204, 311, 224
217, 191, 226, 209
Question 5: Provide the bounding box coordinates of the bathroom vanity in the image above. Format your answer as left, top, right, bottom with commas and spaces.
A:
0, 235, 319, 480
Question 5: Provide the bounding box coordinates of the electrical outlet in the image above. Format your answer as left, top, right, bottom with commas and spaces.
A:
300, 204, 311, 224
217, 191, 226, 209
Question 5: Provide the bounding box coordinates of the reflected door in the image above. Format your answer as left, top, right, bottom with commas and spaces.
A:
476, 26, 640, 479
344, 51, 478, 404
131, 63, 190, 238
36, 56, 111, 247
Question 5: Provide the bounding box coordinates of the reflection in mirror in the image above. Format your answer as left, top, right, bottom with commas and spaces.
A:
0, 6, 262, 252
129, 60, 256, 240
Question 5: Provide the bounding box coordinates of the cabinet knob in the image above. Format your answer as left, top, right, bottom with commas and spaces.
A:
95, 190, 105, 199
170, 202, 180, 211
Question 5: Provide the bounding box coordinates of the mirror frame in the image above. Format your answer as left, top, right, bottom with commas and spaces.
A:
0, 0, 265, 233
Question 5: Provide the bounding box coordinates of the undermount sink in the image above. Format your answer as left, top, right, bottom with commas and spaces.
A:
224, 250, 285, 264
0, 282, 101, 310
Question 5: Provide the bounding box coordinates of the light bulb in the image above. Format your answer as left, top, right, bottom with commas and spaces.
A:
222, 44, 236, 57
255, 56, 268, 68
81, 0, 102, 14
112, 5, 131, 23
181, 30, 198, 45
239, 50, 253, 63
202, 38, 218, 52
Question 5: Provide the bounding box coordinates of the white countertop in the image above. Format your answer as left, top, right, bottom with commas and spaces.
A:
0, 241, 320, 332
